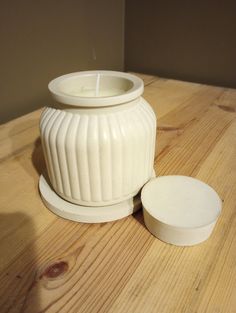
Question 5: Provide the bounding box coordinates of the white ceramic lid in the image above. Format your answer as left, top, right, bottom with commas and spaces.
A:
141, 176, 222, 246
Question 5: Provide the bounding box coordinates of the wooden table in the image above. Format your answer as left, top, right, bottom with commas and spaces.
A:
1, 73, 236, 313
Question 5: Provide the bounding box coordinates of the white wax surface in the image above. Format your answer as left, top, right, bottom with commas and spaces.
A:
67, 87, 125, 97
141, 176, 222, 228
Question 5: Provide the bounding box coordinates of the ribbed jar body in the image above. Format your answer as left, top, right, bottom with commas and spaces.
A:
40, 97, 156, 206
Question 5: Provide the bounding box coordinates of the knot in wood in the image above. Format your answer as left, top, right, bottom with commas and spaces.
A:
43, 261, 68, 278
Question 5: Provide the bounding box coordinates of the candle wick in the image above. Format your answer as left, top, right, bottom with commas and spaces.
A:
95, 74, 100, 97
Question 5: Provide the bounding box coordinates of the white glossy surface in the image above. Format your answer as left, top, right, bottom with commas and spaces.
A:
142, 176, 222, 246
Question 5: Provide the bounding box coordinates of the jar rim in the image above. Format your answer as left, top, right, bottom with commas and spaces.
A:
48, 71, 144, 107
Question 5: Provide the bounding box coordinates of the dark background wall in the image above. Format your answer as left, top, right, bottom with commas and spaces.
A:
125, 0, 236, 88
1, 0, 236, 124
0, 0, 124, 123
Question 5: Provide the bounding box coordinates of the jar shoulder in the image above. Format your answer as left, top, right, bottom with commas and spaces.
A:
40, 97, 156, 123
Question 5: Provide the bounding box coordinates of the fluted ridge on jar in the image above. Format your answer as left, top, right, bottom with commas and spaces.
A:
40, 97, 156, 206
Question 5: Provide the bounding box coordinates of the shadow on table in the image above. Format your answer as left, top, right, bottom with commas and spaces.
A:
0, 213, 40, 313
8, 118, 47, 188
31, 136, 47, 178
133, 209, 146, 228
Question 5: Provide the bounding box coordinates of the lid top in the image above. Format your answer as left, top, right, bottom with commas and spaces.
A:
141, 175, 222, 229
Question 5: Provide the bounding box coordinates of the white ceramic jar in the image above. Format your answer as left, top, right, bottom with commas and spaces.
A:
40, 71, 156, 208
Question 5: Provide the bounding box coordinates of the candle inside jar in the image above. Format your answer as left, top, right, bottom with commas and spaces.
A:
59, 73, 133, 98
69, 87, 125, 97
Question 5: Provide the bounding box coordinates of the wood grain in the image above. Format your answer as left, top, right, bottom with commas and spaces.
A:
0, 74, 236, 313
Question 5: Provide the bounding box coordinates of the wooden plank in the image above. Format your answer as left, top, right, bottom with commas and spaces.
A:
0, 74, 236, 313
0, 108, 43, 161
143, 79, 204, 119
128, 72, 158, 86
107, 121, 236, 313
